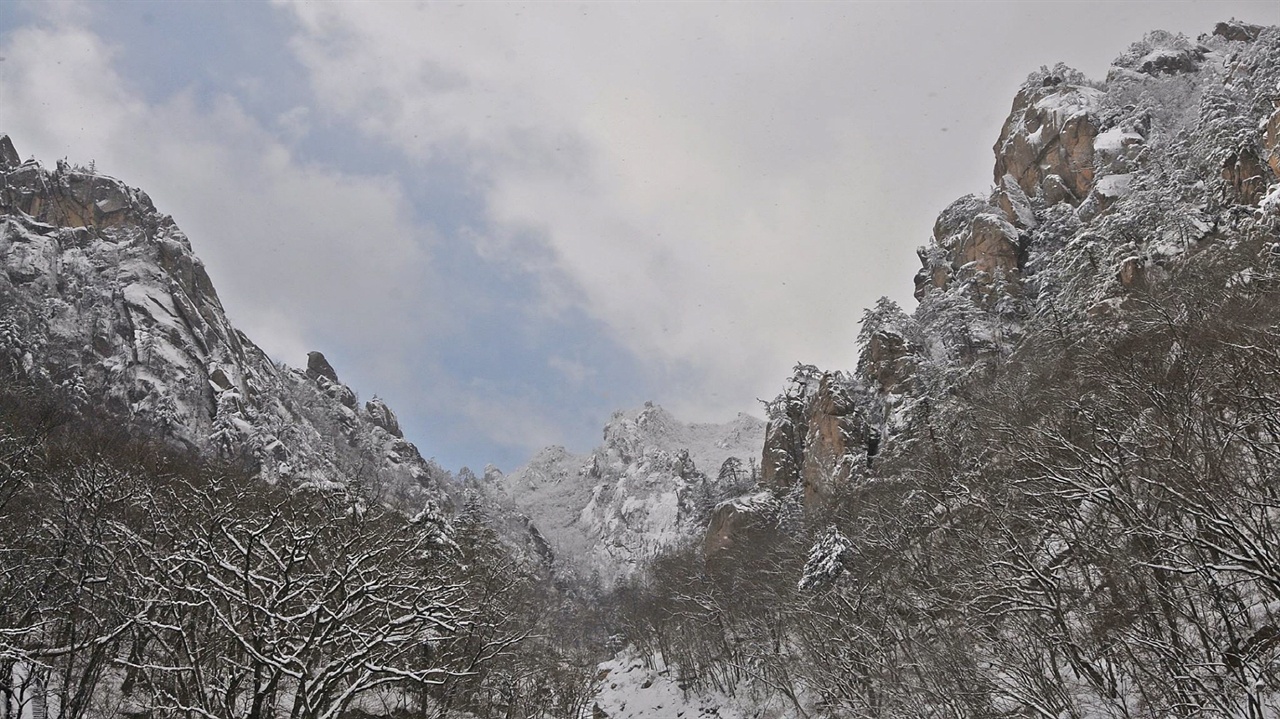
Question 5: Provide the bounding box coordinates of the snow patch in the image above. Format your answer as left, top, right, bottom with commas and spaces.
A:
1094, 173, 1133, 198
591, 650, 750, 719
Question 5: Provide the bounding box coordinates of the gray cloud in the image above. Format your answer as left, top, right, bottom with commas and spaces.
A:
278, 0, 1280, 424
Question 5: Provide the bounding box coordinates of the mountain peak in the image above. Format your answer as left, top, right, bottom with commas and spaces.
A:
0, 135, 19, 170
0, 149, 448, 508
495, 405, 764, 584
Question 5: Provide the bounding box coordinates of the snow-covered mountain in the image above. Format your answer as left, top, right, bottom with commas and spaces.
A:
7, 17, 1280, 719
493, 402, 764, 584
0, 132, 763, 582
0, 138, 449, 510
606, 21, 1280, 719
730, 20, 1280, 537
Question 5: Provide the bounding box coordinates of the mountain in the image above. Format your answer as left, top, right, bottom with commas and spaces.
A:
494, 402, 764, 584
715, 20, 1280, 541
6, 16, 1280, 719
0, 139, 450, 511
0, 136, 600, 718
608, 20, 1280, 719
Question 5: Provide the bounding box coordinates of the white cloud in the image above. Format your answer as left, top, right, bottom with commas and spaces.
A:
279, 2, 910, 423
548, 355, 597, 387
0, 18, 427, 371
277, 1, 1280, 425
453, 381, 572, 459
275, 105, 312, 143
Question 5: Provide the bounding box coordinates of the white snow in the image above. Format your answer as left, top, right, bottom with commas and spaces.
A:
497, 404, 765, 584
1032, 86, 1104, 125
590, 650, 750, 719
1093, 173, 1133, 198
1260, 183, 1280, 215
1094, 126, 1143, 154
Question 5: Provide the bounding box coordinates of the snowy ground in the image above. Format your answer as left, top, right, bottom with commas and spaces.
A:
589, 650, 747, 719
588, 649, 803, 719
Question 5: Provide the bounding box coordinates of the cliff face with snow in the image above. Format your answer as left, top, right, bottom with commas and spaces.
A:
494, 403, 764, 584
727, 21, 1280, 537
0, 141, 448, 509
608, 21, 1280, 719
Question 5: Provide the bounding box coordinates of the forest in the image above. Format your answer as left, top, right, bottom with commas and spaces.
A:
0, 383, 605, 718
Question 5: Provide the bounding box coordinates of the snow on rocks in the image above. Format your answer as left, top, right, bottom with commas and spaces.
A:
495, 403, 764, 585
0, 139, 448, 509
994, 77, 1104, 202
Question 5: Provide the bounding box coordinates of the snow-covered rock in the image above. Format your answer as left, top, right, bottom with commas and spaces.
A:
0, 141, 448, 508
493, 403, 764, 585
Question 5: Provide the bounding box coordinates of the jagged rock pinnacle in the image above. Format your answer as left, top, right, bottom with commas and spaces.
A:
0, 136, 19, 170
306, 350, 339, 383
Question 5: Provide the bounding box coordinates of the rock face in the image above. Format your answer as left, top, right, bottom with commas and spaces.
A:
1214, 20, 1264, 43
993, 81, 1103, 204
494, 403, 764, 583
717, 24, 1280, 559
704, 491, 776, 556
708, 366, 877, 557
1111, 29, 1215, 78
959, 213, 1021, 278
365, 397, 404, 438
1266, 108, 1280, 178
1222, 150, 1268, 206
0, 136, 20, 170
306, 350, 340, 383
6, 160, 140, 229
864, 325, 913, 395
751, 366, 874, 514
0, 137, 448, 508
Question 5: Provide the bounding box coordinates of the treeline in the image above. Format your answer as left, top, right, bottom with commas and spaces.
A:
0, 389, 598, 719
612, 227, 1280, 716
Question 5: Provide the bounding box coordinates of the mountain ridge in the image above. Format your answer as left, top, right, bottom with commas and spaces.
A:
0, 144, 451, 513
492, 402, 764, 584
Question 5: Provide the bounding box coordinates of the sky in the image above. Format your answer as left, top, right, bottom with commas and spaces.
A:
1, 1, 1277, 472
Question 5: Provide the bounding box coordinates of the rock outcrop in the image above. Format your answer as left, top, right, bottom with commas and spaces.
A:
993, 80, 1103, 204
1265, 107, 1280, 177
709, 366, 876, 555
704, 491, 776, 555
0, 136, 20, 170
0, 137, 448, 508
306, 350, 340, 383
365, 396, 404, 438
718, 24, 1280, 560
1214, 20, 1265, 43
496, 403, 764, 583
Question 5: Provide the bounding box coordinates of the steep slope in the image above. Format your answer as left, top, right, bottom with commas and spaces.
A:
0, 139, 603, 719
611, 21, 1280, 719
741, 21, 1280, 521
0, 141, 449, 510
495, 403, 764, 584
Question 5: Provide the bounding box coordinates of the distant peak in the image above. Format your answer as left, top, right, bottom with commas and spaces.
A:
0, 135, 20, 170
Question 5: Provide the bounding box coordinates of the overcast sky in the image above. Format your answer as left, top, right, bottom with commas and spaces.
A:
2, 1, 1277, 471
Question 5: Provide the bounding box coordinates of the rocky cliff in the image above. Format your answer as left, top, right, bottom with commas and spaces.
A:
615, 22, 1280, 719
494, 403, 764, 584
713, 20, 1280, 552
0, 141, 449, 510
